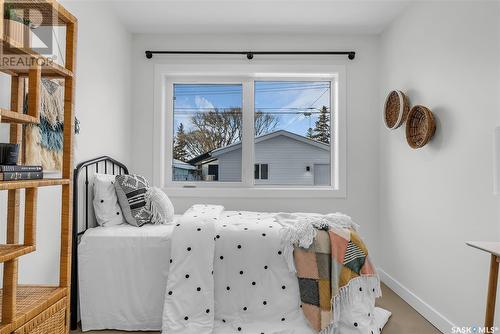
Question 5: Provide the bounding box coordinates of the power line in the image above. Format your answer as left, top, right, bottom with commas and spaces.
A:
174, 111, 325, 115
175, 86, 328, 92
308, 88, 330, 109
174, 107, 330, 110
174, 84, 330, 96
175, 82, 329, 89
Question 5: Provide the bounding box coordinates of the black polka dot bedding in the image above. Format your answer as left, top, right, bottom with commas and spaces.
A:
162, 205, 391, 333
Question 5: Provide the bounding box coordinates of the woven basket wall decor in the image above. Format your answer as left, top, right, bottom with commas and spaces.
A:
384, 90, 410, 129
405, 105, 436, 149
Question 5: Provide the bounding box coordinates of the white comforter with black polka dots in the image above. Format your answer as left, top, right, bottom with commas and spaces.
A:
162, 205, 390, 334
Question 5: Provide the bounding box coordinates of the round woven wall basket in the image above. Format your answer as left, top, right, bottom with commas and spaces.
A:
384, 90, 410, 129
405, 105, 436, 149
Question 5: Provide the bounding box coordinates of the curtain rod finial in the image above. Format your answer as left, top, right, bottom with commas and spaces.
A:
348, 52, 355, 60
145, 51, 153, 59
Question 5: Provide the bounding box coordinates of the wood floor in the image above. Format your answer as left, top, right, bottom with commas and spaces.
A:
376, 284, 441, 334
71, 284, 441, 334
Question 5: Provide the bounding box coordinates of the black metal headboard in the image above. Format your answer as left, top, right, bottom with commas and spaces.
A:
70, 156, 129, 330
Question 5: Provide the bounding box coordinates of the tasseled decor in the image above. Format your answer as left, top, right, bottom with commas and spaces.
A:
24, 79, 65, 171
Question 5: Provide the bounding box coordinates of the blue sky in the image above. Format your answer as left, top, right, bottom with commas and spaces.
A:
173, 81, 331, 137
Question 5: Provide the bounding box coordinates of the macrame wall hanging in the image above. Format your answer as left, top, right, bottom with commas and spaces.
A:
24, 78, 65, 171
22, 29, 81, 171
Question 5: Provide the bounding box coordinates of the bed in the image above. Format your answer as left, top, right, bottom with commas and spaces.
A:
71, 157, 390, 333
78, 223, 176, 330
70, 156, 130, 330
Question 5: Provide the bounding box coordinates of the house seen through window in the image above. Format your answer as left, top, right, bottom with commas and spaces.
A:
171, 80, 332, 186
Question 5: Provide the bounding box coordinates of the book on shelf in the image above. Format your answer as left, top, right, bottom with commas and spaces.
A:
0, 171, 43, 181
0, 165, 43, 172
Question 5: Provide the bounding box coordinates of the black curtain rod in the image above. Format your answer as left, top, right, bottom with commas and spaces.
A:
145, 50, 355, 60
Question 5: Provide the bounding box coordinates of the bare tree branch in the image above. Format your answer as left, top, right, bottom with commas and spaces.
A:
182, 108, 278, 159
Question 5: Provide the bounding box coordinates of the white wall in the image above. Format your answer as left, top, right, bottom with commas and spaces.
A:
0, 1, 132, 284
131, 33, 382, 259
379, 1, 500, 330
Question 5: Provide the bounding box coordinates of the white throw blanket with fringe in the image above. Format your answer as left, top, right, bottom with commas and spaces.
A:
275, 212, 359, 273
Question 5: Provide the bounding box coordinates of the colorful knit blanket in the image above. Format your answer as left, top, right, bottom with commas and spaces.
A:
275, 213, 381, 333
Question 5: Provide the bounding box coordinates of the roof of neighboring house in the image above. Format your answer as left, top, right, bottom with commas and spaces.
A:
211, 130, 329, 157
173, 159, 197, 170
186, 152, 216, 166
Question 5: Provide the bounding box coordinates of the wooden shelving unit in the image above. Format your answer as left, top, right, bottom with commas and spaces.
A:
0, 245, 35, 263
0, 179, 70, 191
0, 37, 73, 77
0, 286, 67, 334
0, 109, 39, 125
0, 1, 77, 333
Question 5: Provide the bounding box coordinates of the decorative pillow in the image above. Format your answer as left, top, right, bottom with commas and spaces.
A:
145, 187, 175, 224
114, 174, 152, 227
92, 173, 125, 227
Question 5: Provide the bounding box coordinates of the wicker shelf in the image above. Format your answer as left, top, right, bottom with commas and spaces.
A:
0, 109, 39, 125
0, 245, 35, 263
0, 286, 66, 334
5, 0, 77, 26
0, 38, 73, 78
0, 179, 70, 191
0, 1, 76, 332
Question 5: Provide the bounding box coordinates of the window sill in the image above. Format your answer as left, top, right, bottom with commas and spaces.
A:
162, 186, 346, 199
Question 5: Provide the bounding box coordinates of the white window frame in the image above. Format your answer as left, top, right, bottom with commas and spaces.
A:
153, 62, 346, 198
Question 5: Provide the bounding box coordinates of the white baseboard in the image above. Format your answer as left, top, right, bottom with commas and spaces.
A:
378, 268, 455, 333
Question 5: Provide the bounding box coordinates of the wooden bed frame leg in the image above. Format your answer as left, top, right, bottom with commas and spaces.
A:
485, 254, 499, 328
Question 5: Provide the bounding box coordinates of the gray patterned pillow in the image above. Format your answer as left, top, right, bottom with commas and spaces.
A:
114, 174, 151, 227
145, 187, 175, 224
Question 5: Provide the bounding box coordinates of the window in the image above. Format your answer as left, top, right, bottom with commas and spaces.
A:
261, 164, 269, 180
254, 164, 269, 180
254, 81, 331, 186
159, 64, 345, 196
172, 83, 242, 182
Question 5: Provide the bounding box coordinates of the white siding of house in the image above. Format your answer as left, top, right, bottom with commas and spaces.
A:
314, 164, 331, 186
255, 136, 330, 185
216, 135, 330, 185
216, 150, 242, 182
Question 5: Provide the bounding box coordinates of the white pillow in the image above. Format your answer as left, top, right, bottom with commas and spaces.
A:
92, 173, 126, 227
145, 187, 175, 224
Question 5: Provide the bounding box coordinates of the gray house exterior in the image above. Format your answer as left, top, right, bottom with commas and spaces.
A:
172, 159, 197, 181
181, 130, 331, 186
